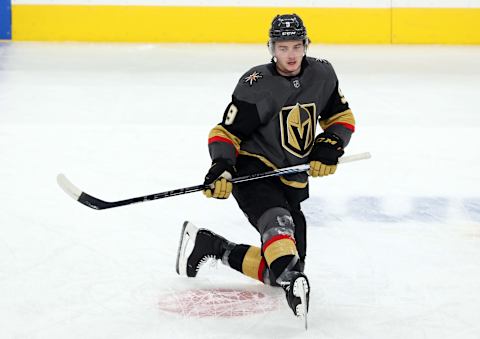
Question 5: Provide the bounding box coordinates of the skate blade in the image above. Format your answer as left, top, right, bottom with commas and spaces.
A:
175, 221, 198, 276
293, 277, 309, 330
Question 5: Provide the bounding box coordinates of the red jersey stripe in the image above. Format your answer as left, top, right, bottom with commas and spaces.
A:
334, 122, 355, 132
208, 136, 239, 156
208, 136, 234, 145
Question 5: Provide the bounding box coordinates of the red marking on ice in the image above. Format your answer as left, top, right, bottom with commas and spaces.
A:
158, 288, 280, 318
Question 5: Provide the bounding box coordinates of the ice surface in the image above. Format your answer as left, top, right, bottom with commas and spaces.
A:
1, 42, 479, 339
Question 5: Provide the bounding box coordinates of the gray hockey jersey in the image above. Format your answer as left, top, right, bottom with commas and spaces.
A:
208, 56, 355, 188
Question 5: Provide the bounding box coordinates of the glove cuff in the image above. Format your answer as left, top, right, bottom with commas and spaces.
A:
211, 159, 237, 176
204, 159, 237, 186
313, 132, 344, 150
309, 132, 345, 165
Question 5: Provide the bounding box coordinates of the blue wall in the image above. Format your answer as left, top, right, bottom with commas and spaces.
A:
0, 0, 11, 40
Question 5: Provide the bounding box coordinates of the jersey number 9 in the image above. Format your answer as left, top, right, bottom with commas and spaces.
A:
224, 103, 238, 125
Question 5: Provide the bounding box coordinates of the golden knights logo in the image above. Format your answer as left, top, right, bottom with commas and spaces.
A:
279, 103, 317, 158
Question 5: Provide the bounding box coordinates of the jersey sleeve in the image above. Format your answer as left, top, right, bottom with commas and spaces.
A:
208, 95, 262, 165
207, 66, 274, 165
319, 74, 356, 147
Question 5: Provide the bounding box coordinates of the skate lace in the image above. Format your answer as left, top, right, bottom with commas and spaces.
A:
196, 255, 218, 271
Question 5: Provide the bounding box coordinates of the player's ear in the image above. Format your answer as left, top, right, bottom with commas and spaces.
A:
303, 38, 310, 55
267, 40, 275, 57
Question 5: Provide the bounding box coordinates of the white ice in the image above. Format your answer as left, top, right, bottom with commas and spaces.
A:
1, 42, 479, 339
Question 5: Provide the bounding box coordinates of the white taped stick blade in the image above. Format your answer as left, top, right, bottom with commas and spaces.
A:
57, 174, 82, 201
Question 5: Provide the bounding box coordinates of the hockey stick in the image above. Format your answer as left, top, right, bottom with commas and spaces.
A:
57, 152, 371, 210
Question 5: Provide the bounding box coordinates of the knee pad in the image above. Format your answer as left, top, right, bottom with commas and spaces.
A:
257, 207, 299, 281
257, 207, 295, 242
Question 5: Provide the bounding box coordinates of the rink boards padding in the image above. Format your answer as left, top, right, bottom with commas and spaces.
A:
5, 3, 480, 43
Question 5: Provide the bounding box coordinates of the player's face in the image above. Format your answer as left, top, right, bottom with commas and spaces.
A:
274, 40, 305, 76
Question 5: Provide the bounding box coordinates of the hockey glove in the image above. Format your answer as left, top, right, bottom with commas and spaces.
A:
203, 160, 236, 199
308, 132, 344, 177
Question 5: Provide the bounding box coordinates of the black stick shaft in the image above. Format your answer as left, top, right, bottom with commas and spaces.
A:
75, 165, 309, 210
77, 184, 206, 210
58, 152, 370, 210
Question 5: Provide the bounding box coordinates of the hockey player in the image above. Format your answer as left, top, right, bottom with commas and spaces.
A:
176, 14, 355, 321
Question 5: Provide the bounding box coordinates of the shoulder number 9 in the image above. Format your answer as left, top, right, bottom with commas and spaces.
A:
224, 103, 238, 125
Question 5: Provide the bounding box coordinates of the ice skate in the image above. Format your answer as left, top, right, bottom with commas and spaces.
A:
281, 271, 310, 329
176, 221, 231, 277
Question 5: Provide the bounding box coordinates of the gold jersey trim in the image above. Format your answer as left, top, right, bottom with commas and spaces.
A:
208, 125, 242, 153
319, 109, 355, 130
239, 150, 308, 189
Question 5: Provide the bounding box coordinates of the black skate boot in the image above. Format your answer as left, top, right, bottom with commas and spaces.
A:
176, 221, 232, 277
281, 271, 310, 329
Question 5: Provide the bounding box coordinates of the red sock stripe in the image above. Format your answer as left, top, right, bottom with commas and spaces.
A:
334, 122, 355, 132
208, 136, 239, 156
257, 258, 266, 282
262, 234, 295, 253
